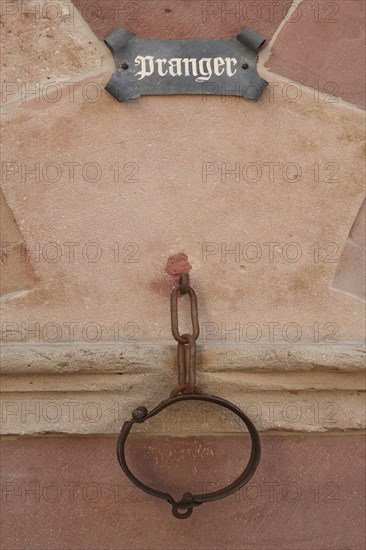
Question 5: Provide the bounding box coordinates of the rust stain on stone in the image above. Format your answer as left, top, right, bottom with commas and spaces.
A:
166, 252, 192, 283
150, 253, 192, 295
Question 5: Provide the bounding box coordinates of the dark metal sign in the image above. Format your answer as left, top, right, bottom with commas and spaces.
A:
105, 28, 268, 102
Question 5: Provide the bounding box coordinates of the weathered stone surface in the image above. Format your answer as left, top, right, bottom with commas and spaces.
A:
0, 0, 114, 110
1, 6, 365, 548
1, 388, 364, 434
350, 200, 366, 248
0, 191, 35, 297
1, 342, 364, 434
332, 200, 366, 300
264, 0, 366, 108
0, 434, 364, 549
332, 240, 366, 301
1, 73, 365, 345
1, 342, 364, 374
1, 0, 365, 447
73, 0, 292, 40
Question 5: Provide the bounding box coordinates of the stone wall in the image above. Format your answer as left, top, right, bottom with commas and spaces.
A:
0, 1, 365, 548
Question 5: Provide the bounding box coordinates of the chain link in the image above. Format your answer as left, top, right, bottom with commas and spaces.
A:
170, 274, 202, 396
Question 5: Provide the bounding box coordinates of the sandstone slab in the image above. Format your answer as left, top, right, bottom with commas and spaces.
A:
73, 0, 292, 41
265, 0, 366, 108
0, 343, 364, 434
0, 434, 364, 549
0, 0, 114, 110
0, 191, 35, 296
1, 74, 365, 345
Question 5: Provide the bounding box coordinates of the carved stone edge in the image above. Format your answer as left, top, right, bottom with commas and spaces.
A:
1, 343, 364, 435
1, 342, 364, 375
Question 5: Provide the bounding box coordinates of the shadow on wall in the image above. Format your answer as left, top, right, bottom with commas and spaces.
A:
332, 199, 366, 302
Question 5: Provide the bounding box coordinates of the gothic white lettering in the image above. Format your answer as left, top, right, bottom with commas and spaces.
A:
134, 56, 238, 82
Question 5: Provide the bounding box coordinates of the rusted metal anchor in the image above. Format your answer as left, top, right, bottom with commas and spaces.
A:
116, 274, 261, 519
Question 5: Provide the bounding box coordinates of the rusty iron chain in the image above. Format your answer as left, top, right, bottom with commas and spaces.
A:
170, 273, 203, 397
117, 271, 261, 519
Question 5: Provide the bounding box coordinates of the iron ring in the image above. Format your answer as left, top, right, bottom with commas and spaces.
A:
117, 393, 261, 518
